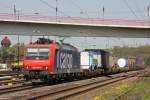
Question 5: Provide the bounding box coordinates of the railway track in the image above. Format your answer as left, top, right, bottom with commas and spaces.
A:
0, 70, 22, 81
28, 77, 130, 100
0, 84, 32, 95
0, 82, 48, 95
0, 68, 149, 100
26, 68, 150, 100
0, 78, 25, 86
0, 70, 14, 76
0, 73, 17, 77
8, 69, 145, 100
0, 73, 24, 87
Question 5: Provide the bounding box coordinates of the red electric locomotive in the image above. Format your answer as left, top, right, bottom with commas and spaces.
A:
23, 38, 80, 81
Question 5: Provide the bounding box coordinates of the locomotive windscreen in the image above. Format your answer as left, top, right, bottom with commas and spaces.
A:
26, 48, 50, 60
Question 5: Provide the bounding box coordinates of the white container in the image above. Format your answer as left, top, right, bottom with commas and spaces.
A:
80, 51, 102, 70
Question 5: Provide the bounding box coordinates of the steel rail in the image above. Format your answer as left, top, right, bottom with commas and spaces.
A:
27, 70, 142, 100
0, 68, 148, 99
0, 79, 26, 86
0, 82, 48, 95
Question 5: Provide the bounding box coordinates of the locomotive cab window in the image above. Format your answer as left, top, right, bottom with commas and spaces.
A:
26, 48, 50, 60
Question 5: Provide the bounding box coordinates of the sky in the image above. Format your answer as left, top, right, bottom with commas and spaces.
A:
0, 0, 150, 50
0, 0, 149, 20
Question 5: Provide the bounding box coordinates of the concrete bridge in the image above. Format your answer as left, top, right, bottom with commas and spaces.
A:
0, 13, 150, 37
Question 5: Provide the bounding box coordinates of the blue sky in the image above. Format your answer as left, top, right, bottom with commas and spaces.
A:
0, 0, 149, 20
0, 0, 150, 49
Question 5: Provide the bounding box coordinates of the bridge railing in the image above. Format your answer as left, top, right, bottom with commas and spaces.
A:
0, 13, 149, 27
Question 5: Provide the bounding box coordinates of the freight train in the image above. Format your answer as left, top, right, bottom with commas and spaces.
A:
23, 38, 144, 82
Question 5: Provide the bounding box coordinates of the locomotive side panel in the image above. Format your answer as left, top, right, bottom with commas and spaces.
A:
54, 47, 80, 74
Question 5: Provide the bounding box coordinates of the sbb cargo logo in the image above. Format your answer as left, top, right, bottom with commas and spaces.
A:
59, 52, 73, 69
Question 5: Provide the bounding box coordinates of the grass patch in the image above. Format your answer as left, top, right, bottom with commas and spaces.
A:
120, 77, 150, 100
93, 77, 150, 100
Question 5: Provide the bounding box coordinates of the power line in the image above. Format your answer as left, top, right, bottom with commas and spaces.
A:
147, 6, 150, 21
122, 0, 139, 19
133, 0, 144, 20
56, 0, 58, 22
39, 0, 66, 16
102, 6, 105, 19
14, 5, 16, 15
96, 0, 103, 18
68, 0, 90, 18
39, 0, 80, 23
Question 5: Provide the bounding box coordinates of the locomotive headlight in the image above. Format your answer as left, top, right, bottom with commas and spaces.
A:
26, 66, 29, 69
45, 66, 48, 70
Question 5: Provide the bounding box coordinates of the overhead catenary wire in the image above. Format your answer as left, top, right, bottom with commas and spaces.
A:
39, 0, 66, 16
68, 0, 90, 18
39, 0, 80, 23
122, 0, 139, 20
96, 0, 103, 19
133, 0, 144, 20
102, 6, 105, 19
147, 6, 150, 21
